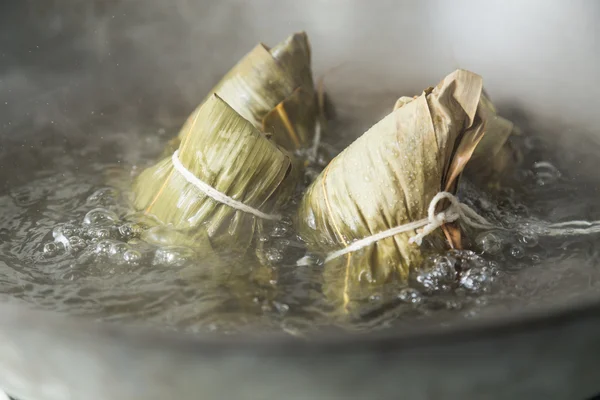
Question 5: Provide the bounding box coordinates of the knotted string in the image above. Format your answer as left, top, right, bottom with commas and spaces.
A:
171, 150, 282, 221
324, 191, 600, 263
324, 192, 494, 262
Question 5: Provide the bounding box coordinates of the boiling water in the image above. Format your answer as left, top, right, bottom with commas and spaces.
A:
2, 116, 600, 336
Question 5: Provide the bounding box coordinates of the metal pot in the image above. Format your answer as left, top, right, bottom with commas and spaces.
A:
1, 1, 600, 399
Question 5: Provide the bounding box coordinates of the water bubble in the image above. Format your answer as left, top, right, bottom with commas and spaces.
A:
43, 242, 59, 257
61, 225, 76, 237
509, 245, 525, 259
397, 287, 423, 305
118, 224, 133, 238
456, 250, 493, 272
518, 229, 539, 248
109, 242, 131, 257
265, 248, 283, 263
84, 227, 113, 240
118, 223, 142, 240
476, 231, 503, 255
123, 250, 142, 265
153, 246, 196, 267
97, 228, 112, 239
95, 240, 113, 256
83, 208, 119, 226
413, 255, 457, 293
53, 224, 81, 241
67, 236, 86, 252
460, 267, 494, 294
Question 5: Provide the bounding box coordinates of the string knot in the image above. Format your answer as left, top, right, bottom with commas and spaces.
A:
409, 192, 462, 245
324, 192, 496, 263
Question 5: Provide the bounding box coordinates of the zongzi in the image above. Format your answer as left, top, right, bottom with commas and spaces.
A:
133, 94, 296, 254
297, 69, 494, 309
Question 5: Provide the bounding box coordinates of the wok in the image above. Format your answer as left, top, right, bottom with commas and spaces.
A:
1, 1, 600, 399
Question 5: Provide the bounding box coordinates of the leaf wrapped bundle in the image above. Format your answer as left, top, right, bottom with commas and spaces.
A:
164, 32, 319, 153
297, 69, 491, 309
133, 94, 295, 254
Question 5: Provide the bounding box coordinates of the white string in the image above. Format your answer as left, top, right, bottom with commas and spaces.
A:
325, 192, 496, 263
171, 150, 281, 221
539, 221, 600, 236
324, 191, 600, 263
309, 119, 322, 160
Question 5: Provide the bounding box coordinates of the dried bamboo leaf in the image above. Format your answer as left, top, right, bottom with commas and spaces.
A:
466, 93, 521, 181
297, 69, 489, 310
133, 94, 295, 254
202, 44, 297, 129
268, 31, 313, 90
172, 32, 319, 151
262, 86, 318, 150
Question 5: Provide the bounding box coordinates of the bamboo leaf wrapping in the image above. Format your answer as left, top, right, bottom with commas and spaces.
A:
297, 70, 490, 309
133, 94, 294, 253
174, 32, 318, 151
466, 94, 521, 180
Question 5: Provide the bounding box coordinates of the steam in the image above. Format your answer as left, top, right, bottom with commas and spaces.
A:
0, 0, 599, 158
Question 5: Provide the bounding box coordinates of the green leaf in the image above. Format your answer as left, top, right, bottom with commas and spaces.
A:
133, 94, 295, 254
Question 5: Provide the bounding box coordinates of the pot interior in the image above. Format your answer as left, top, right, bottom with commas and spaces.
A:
1, 0, 600, 336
